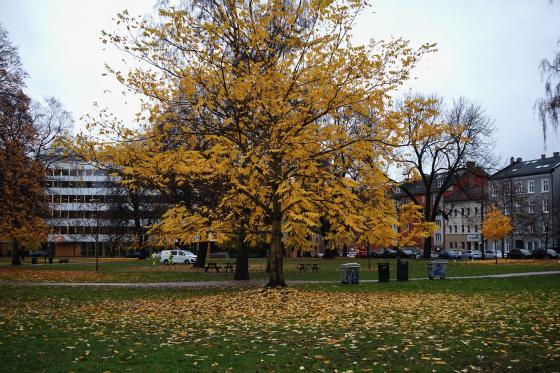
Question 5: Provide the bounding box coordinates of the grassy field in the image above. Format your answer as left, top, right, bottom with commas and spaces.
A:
0, 257, 559, 283
0, 276, 559, 372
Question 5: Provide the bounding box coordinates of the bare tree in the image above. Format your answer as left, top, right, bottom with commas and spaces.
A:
394, 95, 494, 258
536, 1, 560, 140
30, 97, 73, 166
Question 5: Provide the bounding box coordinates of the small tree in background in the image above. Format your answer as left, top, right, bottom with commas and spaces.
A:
482, 204, 512, 262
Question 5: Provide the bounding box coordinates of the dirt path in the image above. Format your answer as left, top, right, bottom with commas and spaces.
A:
1, 270, 559, 288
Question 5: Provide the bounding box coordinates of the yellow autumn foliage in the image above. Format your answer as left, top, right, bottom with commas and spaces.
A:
75, 0, 435, 286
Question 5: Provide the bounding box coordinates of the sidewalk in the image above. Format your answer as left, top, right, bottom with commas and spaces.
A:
2, 270, 559, 288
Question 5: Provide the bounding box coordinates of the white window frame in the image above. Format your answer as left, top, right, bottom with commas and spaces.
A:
491, 184, 497, 197
527, 180, 534, 194
542, 178, 549, 193
543, 199, 549, 213
437, 179, 443, 188
528, 202, 535, 214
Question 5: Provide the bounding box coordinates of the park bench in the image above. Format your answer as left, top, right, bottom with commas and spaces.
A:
224, 262, 235, 272
58, 258, 69, 264
205, 262, 221, 272
298, 263, 320, 273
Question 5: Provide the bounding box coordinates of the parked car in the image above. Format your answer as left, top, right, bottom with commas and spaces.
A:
382, 249, 398, 258
126, 251, 146, 259
29, 250, 48, 257
483, 250, 503, 259
399, 248, 421, 259
347, 251, 357, 258
355, 250, 368, 258
439, 250, 462, 259
532, 248, 560, 259
507, 249, 532, 259
160, 250, 197, 264
461, 250, 482, 260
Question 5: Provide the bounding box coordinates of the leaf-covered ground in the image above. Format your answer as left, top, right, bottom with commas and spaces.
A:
0, 276, 559, 372
0, 258, 559, 283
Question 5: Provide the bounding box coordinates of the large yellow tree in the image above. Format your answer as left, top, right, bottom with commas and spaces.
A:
89, 0, 433, 286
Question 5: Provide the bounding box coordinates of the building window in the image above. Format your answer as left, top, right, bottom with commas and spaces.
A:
449, 242, 453, 249
506, 241, 511, 251
436, 220, 442, 228
449, 226, 452, 233
543, 199, 549, 213
491, 184, 497, 197
454, 209, 458, 217
528, 202, 535, 214
504, 206, 510, 215
454, 225, 458, 233
474, 207, 478, 215
461, 208, 465, 216
542, 178, 549, 193
528, 180, 534, 194
474, 225, 478, 233
466, 208, 471, 216
514, 202, 520, 213
461, 225, 465, 233
514, 182, 522, 194
529, 224, 535, 233
437, 179, 443, 188
467, 225, 471, 233
435, 233, 442, 243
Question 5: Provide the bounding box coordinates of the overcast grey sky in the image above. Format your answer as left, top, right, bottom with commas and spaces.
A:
1, 0, 559, 166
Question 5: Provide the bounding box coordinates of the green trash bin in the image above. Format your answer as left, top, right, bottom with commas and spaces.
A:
377, 262, 390, 282
397, 260, 409, 281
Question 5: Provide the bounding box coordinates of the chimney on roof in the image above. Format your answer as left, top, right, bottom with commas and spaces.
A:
510, 156, 515, 165
516, 157, 522, 163
554, 152, 560, 158
541, 154, 546, 159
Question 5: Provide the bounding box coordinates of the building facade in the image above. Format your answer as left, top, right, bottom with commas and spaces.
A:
43, 158, 159, 257
489, 153, 560, 251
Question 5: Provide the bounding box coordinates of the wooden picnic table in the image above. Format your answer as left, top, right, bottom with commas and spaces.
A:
205, 262, 221, 272
224, 262, 235, 272
298, 263, 320, 273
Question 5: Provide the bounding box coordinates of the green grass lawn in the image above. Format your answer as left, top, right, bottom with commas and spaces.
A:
0, 276, 559, 372
0, 257, 559, 283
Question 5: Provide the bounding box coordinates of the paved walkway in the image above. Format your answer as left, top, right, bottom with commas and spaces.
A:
2, 270, 559, 288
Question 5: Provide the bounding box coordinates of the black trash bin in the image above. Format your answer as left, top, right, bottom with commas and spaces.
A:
397, 259, 409, 281
31, 257, 38, 264
378, 262, 390, 282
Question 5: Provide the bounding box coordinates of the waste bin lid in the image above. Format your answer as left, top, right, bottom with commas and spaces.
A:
340, 263, 361, 268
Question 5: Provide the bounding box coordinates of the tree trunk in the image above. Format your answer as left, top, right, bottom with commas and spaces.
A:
423, 236, 432, 259
235, 246, 249, 280
234, 227, 249, 280
11, 240, 21, 265
342, 244, 348, 257
267, 196, 285, 287
194, 244, 208, 268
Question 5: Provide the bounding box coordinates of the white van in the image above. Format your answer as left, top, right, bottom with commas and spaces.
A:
160, 250, 197, 265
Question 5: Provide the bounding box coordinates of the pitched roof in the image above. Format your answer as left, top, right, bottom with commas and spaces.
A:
490, 154, 560, 180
